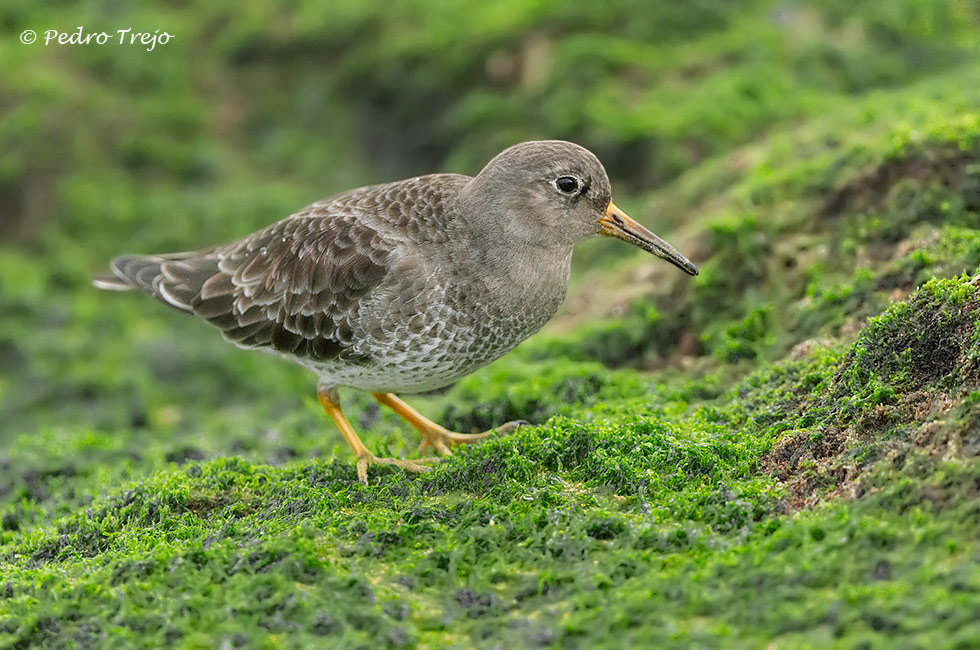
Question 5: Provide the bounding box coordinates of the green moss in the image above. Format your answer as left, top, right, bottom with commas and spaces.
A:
5, 0, 980, 647
711, 306, 774, 363
7, 275, 980, 647
524, 304, 670, 368
838, 276, 980, 394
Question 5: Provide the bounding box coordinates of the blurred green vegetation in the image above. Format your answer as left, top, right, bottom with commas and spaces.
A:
3, 0, 980, 647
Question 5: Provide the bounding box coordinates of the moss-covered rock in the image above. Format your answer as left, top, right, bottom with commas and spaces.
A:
4, 0, 980, 647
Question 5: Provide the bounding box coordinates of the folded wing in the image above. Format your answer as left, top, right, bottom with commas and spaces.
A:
102, 214, 393, 362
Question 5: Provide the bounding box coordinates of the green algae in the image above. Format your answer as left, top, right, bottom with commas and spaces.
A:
5, 1, 980, 648
6, 275, 980, 648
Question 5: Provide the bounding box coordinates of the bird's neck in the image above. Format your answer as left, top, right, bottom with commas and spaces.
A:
456, 226, 574, 320
449, 180, 575, 313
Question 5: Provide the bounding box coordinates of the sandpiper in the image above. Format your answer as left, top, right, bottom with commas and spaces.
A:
96, 140, 698, 484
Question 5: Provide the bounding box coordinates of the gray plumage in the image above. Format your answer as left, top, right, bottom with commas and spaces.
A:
97, 140, 697, 395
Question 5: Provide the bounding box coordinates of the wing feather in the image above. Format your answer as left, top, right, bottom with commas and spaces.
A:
97, 174, 471, 365
136, 213, 394, 362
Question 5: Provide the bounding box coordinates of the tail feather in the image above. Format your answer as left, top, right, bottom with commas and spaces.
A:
91, 273, 133, 291
112, 255, 167, 293
94, 252, 213, 314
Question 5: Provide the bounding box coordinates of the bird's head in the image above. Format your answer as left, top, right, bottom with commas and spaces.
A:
464, 140, 698, 275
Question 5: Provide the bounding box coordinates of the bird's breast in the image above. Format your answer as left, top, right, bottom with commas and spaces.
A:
328, 246, 572, 392
407, 245, 572, 355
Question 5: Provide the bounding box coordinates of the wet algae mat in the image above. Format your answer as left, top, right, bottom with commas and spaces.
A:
5, 1, 980, 647
6, 276, 980, 648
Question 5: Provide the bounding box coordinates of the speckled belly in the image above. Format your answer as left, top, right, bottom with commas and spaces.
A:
300, 278, 566, 393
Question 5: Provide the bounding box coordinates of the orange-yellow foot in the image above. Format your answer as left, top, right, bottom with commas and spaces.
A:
318, 386, 439, 486
372, 392, 527, 455
353, 453, 440, 486
415, 420, 529, 455
318, 387, 527, 485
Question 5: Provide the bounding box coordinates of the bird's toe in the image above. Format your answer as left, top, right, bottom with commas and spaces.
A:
496, 419, 530, 434
355, 452, 438, 486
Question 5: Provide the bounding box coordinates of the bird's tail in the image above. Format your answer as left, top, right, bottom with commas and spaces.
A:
93, 253, 211, 313
93, 255, 166, 292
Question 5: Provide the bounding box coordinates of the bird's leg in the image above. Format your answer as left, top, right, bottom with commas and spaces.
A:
317, 386, 438, 486
371, 392, 526, 455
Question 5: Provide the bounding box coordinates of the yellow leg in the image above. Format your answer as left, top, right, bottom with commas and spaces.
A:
371, 392, 526, 455
317, 386, 438, 485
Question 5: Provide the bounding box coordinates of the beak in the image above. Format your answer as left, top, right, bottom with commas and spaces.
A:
598, 202, 698, 275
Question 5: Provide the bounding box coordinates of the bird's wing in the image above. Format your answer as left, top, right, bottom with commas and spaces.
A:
138, 213, 394, 362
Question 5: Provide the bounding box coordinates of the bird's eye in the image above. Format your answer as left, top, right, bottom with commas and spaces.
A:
555, 176, 580, 194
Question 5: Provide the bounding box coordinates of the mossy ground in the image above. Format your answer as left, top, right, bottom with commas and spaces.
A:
4, 1, 980, 648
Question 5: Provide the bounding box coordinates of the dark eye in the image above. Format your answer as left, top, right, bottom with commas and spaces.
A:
555, 176, 579, 194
